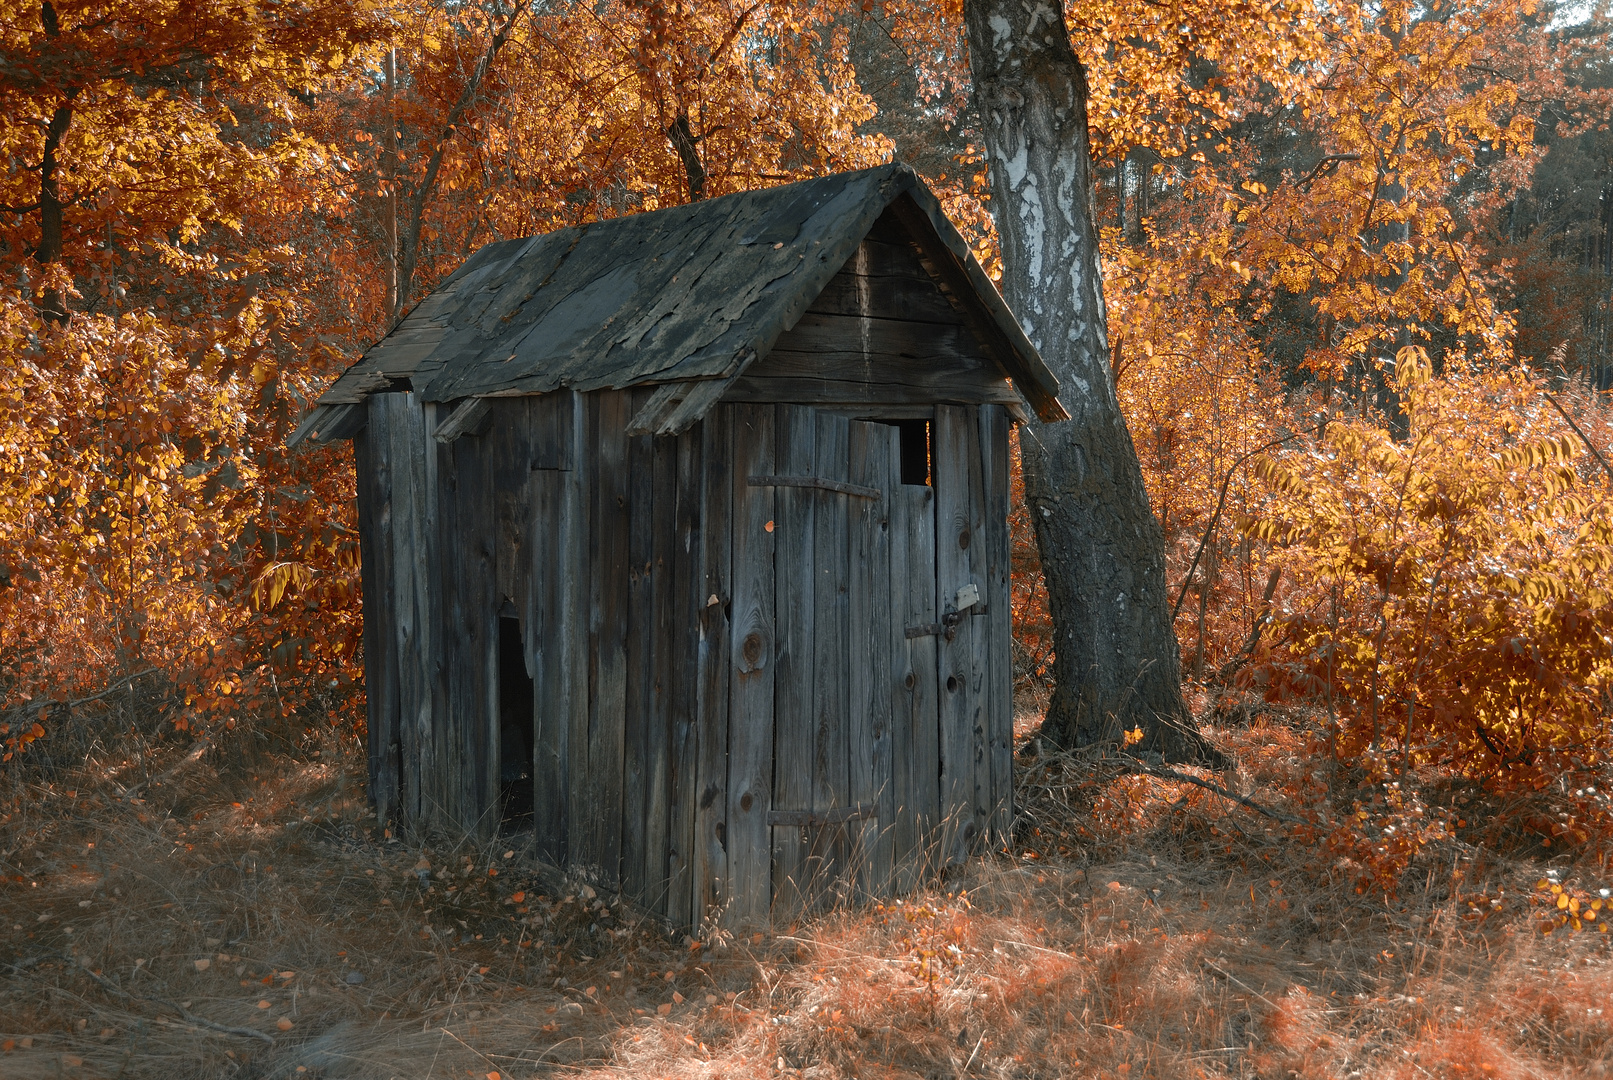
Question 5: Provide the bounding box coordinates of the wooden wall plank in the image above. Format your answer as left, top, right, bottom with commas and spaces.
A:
805, 242, 969, 324
433, 433, 464, 831
637, 426, 679, 914
979, 405, 1015, 845
354, 418, 400, 826
380, 396, 422, 825
586, 390, 631, 890
769, 405, 816, 917
419, 400, 446, 832
693, 407, 734, 926
399, 395, 445, 830
557, 390, 590, 866
441, 430, 498, 836
726, 367, 1023, 411
622, 415, 656, 905
531, 455, 569, 862
665, 425, 702, 928
847, 421, 895, 897
726, 404, 776, 927
895, 481, 939, 892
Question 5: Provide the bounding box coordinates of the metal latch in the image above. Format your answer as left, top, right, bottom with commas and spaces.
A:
905, 583, 982, 641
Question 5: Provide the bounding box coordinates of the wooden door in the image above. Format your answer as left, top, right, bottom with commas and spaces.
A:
755, 407, 894, 913
719, 402, 1010, 925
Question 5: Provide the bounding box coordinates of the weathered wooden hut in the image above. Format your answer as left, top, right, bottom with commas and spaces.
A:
293, 163, 1065, 926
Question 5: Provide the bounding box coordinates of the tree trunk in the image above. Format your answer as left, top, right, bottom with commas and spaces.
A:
961, 0, 1207, 760
33, 2, 71, 323
666, 112, 707, 201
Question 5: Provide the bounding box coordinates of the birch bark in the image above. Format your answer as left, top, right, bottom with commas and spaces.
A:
962, 0, 1206, 758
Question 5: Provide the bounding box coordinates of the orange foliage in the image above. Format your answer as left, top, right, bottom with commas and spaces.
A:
0, 0, 1609, 901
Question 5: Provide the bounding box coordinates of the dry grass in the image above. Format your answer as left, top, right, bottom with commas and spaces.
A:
2, 708, 1610, 1080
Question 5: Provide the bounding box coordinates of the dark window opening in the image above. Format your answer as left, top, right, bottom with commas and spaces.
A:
895, 418, 931, 486
498, 616, 534, 829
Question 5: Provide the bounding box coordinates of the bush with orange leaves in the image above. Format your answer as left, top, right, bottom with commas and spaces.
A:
1240, 349, 1613, 890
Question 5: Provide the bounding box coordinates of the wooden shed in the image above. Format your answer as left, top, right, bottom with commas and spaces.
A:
294, 163, 1066, 926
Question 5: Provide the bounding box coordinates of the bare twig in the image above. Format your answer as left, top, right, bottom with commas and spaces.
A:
1172, 420, 1329, 622
35, 954, 276, 1044
1543, 389, 1613, 484
1213, 566, 1282, 685
1202, 958, 1280, 1010
1123, 755, 1303, 824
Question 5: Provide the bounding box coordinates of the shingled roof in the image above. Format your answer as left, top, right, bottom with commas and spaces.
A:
292, 163, 1065, 444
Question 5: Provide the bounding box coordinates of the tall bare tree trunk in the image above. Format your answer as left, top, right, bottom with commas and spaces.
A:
962, 0, 1206, 759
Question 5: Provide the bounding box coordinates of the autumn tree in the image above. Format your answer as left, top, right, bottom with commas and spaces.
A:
958, 0, 1208, 757
0, 1, 382, 751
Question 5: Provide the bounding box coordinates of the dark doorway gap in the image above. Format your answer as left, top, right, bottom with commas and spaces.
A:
498, 615, 534, 830
881, 418, 931, 486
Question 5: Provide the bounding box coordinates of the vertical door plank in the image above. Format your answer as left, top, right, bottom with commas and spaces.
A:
809, 411, 851, 908
622, 416, 657, 905
960, 407, 992, 848
638, 429, 679, 915
354, 418, 400, 827
665, 426, 703, 929
896, 481, 940, 891
769, 405, 816, 917
847, 421, 894, 897
978, 405, 1015, 844
933, 405, 988, 860
726, 404, 776, 927
693, 408, 734, 926
587, 390, 631, 890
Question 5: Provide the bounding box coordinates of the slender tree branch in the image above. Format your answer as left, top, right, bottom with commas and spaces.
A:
1293, 153, 1361, 189
1543, 387, 1613, 484
1123, 755, 1303, 824
1172, 420, 1331, 621
395, 0, 529, 324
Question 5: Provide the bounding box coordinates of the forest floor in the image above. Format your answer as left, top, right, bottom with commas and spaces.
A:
1, 701, 1609, 1080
